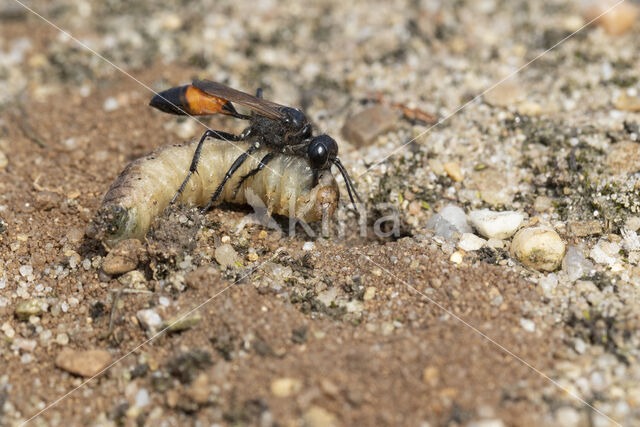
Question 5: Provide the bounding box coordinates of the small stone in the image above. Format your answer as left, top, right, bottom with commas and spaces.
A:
520, 318, 536, 332
622, 228, 640, 251
19, 265, 33, 277
341, 105, 398, 147
625, 216, 640, 231
555, 406, 582, 427
450, 251, 464, 264
66, 227, 85, 244
137, 309, 163, 332
486, 238, 504, 249
363, 286, 376, 301
574, 338, 587, 354
562, 247, 594, 282
103, 97, 119, 112
538, 273, 558, 295
302, 241, 314, 251
469, 168, 513, 206
469, 209, 523, 239
317, 287, 339, 306
533, 196, 552, 212
161, 13, 183, 30
15, 299, 44, 320
510, 227, 565, 271
56, 333, 69, 345
270, 377, 301, 397
215, 244, 238, 268
118, 270, 147, 289
303, 406, 338, 427
614, 92, 640, 112
607, 141, 640, 175
483, 81, 525, 107
1, 322, 15, 338
517, 101, 542, 116
102, 239, 143, 275
163, 312, 202, 333
55, 348, 112, 377
585, 0, 638, 36
425, 204, 472, 239
12, 337, 37, 352
568, 220, 603, 237
187, 373, 209, 404
428, 159, 445, 175
135, 388, 150, 408
381, 321, 394, 335
458, 233, 486, 251
589, 240, 620, 266
443, 162, 463, 182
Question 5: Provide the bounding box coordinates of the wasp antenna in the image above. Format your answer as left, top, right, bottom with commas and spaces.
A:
333, 158, 362, 210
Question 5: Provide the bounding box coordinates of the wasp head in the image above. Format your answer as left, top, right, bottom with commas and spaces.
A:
308, 134, 362, 209
308, 134, 338, 170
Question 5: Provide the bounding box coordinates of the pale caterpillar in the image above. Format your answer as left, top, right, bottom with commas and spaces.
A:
88, 138, 339, 247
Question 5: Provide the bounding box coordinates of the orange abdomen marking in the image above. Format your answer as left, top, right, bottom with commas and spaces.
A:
184, 85, 228, 115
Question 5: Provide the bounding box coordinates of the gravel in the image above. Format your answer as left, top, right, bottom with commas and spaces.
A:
2, 0, 640, 424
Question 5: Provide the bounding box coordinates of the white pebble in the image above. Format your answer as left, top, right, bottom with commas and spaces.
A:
103, 97, 119, 112
555, 407, 581, 427
55, 333, 69, 345
215, 244, 238, 268
302, 242, 315, 251
19, 265, 33, 277
2, 322, 15, 338
426, 204, 471, 239
538, 273, 558, 294
158, 296, 170, 307
137, 309, 163, 332
469, 209, 523, 239
520, 318, 536, 332
621, 228, 640, 251
135, 388, 150, 407
562, 247, 593, 282
589, 241, 619, 266
458, 233, 486, 251
486, 238, 504, 249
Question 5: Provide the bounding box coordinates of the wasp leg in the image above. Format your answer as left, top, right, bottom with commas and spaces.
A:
202, 142, 260, 213
232, 151, 277, 198
171, 128, 251, 204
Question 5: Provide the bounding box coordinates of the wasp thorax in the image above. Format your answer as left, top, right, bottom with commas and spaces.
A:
283, 107, 307, 130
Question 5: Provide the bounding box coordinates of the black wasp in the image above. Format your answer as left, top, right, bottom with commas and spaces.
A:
149, 80, 361, 212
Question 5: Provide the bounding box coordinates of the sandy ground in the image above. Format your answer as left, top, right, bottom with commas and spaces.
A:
1, 0, 640, 426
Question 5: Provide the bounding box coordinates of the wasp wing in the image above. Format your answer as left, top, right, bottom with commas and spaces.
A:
193, 79, 287, 121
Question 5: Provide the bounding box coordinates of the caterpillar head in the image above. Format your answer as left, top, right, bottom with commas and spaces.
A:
87, 205, 136, 248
